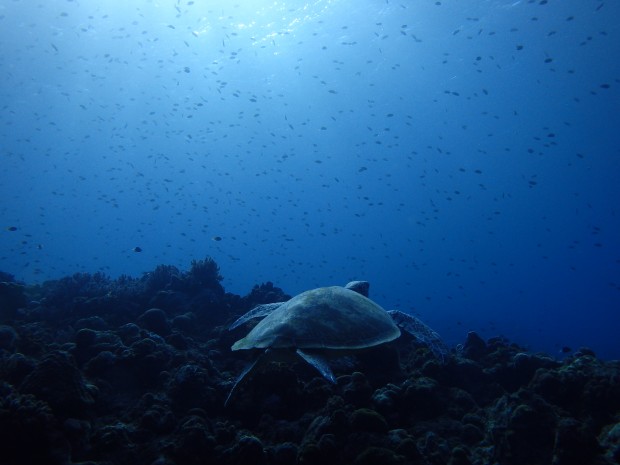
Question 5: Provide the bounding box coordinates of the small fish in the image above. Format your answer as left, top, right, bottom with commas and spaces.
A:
6, 226, 17, 231
132, 246, 143, 252
560, 346, 572, 353
212, 236, 222, 241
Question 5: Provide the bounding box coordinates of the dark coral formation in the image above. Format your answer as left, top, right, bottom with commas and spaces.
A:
0, 277, 27, 320
0, 258, 618, 465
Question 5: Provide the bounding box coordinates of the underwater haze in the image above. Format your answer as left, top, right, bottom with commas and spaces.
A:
1, 0, 619, 358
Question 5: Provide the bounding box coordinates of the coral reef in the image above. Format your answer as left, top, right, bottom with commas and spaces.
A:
0, 258, 618, 465
0, 280, 27, 320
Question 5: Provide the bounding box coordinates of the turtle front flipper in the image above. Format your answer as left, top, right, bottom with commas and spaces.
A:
229, 302, 284, 330
296, 349, 336, 384
388, 310, 449, 362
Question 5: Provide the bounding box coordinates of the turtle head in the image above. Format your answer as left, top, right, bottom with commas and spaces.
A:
344, 280, 369, 297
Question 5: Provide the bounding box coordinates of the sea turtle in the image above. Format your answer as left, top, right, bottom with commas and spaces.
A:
225, 281, 447, 405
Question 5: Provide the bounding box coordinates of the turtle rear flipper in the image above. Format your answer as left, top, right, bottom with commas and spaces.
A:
296, 349, 336, 384
224, 357, 259, 407
225, 348, 336, 406
224, 349, 279, 406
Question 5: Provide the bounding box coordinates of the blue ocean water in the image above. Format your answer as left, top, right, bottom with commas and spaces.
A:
1, 0, 618, 359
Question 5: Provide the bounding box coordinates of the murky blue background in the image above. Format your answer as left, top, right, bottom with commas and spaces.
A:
1, 0, 619, 358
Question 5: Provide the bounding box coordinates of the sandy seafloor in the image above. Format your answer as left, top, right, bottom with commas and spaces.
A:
1, 258, 619, 465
